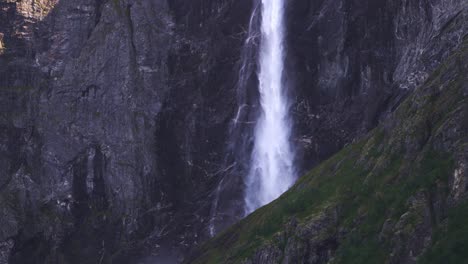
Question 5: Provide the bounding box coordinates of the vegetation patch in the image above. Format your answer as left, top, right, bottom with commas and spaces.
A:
419, 201, 468, 264
187, 37, 468, 264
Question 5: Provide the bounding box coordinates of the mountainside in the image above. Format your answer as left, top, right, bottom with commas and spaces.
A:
0, 0, 467, 263
187, 39, 468, 264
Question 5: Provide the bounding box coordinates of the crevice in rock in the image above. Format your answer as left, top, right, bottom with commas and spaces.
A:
94, 0, 105, 26
125, 4, 137, 57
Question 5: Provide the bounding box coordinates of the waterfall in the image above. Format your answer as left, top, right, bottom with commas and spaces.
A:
207, 3, 260, 237
208, 0, 296, 235
245, 0, 296, 214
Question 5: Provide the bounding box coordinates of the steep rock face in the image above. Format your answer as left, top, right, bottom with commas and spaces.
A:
287, 0, 468, 171
151, 0, 253, 260
187, 38, 468, 264
1, 0, 252, 263
0, 0, 467, 263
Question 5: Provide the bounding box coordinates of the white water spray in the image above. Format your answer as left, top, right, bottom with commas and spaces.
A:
245, 0, 295, 214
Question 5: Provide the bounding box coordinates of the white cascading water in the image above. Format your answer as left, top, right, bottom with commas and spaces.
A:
245, 0, 295, 214
208, 4, 260, 237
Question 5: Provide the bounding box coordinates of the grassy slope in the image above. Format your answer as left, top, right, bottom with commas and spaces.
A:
188, 38, 468, 264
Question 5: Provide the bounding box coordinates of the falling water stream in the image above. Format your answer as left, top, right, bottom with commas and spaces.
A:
245, 0, 295, 214
208, 3, 261, 237
209, 0, 295, 236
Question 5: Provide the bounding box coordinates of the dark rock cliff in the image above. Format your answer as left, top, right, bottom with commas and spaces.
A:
1, 0, 252, 262
0, 0, 466, 263
287, 0, 467, 171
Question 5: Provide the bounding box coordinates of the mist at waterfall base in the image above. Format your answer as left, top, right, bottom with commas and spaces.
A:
245, 0, 296, 214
